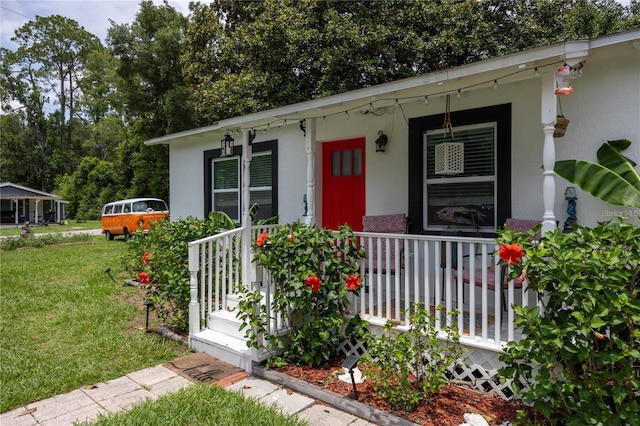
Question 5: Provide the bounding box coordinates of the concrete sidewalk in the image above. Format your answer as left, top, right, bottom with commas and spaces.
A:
0, 362, 378, 426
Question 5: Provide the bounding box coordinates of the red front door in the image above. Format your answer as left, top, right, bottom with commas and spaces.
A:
322, 138, 365, 231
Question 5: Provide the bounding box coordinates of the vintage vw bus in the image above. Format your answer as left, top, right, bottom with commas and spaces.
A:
101, 198, 169, 240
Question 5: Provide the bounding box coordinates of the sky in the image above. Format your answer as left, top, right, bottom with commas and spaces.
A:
0, 0, 211, 51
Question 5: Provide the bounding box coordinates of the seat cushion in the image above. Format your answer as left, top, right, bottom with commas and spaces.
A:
453, 268, 523, 290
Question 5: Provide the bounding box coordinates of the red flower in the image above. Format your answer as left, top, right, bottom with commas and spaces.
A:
498, 243, 525, 265
256, 232, 269, 247
304, 274, 322, 292
137, 271, 150, 284
345, 273, 361, 291
595, 332, 606, 341
142, 252, 153, 265
288, 234, 295, 243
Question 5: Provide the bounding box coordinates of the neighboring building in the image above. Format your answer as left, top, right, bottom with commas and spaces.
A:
0, 182, 68, 225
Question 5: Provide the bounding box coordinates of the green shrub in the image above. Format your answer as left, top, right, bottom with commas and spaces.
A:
238, 221, 366, 367
0, 233, 93, 251
497, 219, 640, 425
361, 303, 465, 412
121, 214, 227, 332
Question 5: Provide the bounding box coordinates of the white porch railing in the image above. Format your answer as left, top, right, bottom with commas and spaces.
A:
187, 226, 533, 351
352, 232, 534, 350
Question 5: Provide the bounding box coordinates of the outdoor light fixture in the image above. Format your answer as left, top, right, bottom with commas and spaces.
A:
564, 186, 577, 232
220, 133, 234, 157
143, 299, 154, 332
341, 353, 361, 400
375, 130, 388, 153
104, 268, 115, 282
555, 66, 573, 96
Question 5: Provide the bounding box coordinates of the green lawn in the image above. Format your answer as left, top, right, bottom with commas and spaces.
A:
0, 219, 102, 237
79, 384, 307, 426
0, 236, 190, 412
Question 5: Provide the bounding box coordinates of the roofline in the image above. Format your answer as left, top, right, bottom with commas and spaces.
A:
0, 182, 62, 199
145, 29, 640, 146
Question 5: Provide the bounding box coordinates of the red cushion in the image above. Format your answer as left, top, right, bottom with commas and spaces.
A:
453, 269, 523, 290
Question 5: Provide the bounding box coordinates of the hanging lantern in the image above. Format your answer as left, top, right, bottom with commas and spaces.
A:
554, 66, 573, 96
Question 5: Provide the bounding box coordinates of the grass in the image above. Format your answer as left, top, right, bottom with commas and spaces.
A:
78, 384, 307, 426
0, 236, 191, 413
0, 219, 102, 237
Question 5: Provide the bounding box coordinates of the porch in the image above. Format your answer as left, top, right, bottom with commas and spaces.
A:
186, 224, 536, 398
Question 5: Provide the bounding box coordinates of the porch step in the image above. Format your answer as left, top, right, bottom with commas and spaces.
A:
189, 329, 254, 372
208, 309, 245, 338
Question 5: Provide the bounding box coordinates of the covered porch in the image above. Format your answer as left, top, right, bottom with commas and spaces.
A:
185, 224, 536, 399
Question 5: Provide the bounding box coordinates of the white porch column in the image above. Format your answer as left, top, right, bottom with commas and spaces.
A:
13, 199, 18, 225
541, 72, 558, 235
241, 130, 253, 287
34, 199, 40, 224
304, 118, 317, 225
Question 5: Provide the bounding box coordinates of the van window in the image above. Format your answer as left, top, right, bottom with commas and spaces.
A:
133, 201, 148, 212
113, 204, 123, 214
104, 205, 113, 215
147, 200, 168, 211
123, 204, 131, 213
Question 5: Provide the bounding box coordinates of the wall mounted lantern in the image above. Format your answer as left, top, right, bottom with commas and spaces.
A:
220, 133, 234, 157
375, 130, 388, 152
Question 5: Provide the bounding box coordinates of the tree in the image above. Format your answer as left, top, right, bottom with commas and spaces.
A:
9, 15, 101, 150
107, 0, 198, 136
182, 0, 638, 123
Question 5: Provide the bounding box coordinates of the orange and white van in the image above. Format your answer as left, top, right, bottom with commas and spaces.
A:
101, 198, 169, 241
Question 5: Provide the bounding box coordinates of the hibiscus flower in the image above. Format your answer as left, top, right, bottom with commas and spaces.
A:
498, 243, 525, 265
137, 271, 150, 284
142, 252, 153, 265
256, 232, 269, 247
304, 274, 322, 292
345, 273, 361, 291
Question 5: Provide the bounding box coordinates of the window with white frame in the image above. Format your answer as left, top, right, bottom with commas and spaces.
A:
424, 123, 496, 230
211, 152, 274, 222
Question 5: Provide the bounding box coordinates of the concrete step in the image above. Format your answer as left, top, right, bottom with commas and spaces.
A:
189, 328, 271, 372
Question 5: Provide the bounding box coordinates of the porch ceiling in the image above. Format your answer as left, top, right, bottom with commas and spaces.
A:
145, 31, 638, 147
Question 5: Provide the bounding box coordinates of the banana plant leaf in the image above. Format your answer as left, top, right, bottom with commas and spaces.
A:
596, 140, 640, 189
209, 210, 237, 230
555, 160, 640, 208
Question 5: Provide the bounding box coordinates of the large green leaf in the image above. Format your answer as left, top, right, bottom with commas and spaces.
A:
596, 140, 640, 187
555, 160, 640, 208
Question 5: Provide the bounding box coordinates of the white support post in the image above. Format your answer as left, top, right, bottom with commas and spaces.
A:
188, 243, 201, 335
304, 118, 317, 225
13, 199, 18, 225
34, 199, 40, 224
541, 72, 558, 235
241, 130, 253, 287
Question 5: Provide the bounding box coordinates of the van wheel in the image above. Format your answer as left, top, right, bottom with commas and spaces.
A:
105, 231, 114, 241
124, 229, 131, 241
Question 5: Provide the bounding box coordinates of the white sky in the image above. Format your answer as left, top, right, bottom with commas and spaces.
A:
0, 0, 211, 50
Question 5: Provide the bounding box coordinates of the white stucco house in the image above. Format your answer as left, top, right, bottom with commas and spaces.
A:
145, 30, 640, 397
